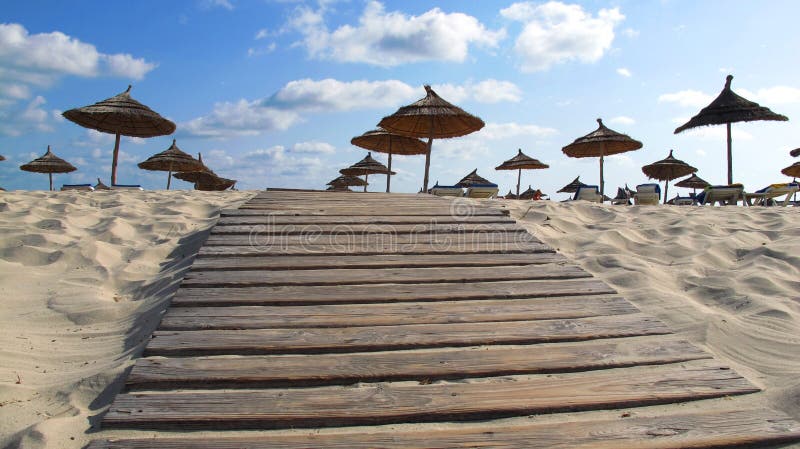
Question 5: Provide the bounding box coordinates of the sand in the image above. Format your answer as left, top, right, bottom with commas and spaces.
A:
0, 192, 798, 448
0, 190, 253, 449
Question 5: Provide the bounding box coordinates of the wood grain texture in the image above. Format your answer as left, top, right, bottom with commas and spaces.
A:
144, 313, 671, 356
211, 222, 525, 235
127, 337, 709, 389
204, 231, 535, 246
226, 207, 508, 216
216, 215, 515, 226
197, 241, 553, 257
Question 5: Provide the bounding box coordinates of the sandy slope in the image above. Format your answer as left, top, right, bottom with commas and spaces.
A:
0, 190, 253, 449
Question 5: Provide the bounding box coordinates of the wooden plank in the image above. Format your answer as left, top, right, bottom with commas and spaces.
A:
197, 241, 552, 257
144, 313, 670, 356
171, 278, 616, 307
227, 207, 508, 216
190, 252, 568, 271
86, 408, 800, 448
211, 222, 526, 235
103, 360, 758, 430
181, 263, 589, 288
215, 215, 515, 225
127, 338, 709, 389
159, 295, 637, 330
204, 231, 535, 246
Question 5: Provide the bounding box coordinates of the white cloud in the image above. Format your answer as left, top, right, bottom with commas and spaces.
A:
478, 122, 558, 140
501, 1, 624, 72
616, 67, 632, 78
622, 27, 639, 38
696, 149, 707, 157
200, 0, 234, 10
103, 54, 157, 80
268, 78, 418, 111
0, 95, 57, 136
255, 29, 269, 40
609, 116, 635, 125
737, 86, 800, 105
292, 141, 336, 154
658, 90, 713, 108
180, 99, 301, 138
289, 1, 505, 66
466, 79, 522, 103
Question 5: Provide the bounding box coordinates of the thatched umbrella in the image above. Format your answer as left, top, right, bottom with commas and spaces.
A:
62, 85, 176, 185
379, 85, 485, 192
675, 173, 710, 195
557, 176, 587, 193
173, 153, 212, 183
782, 162, 800, 178
504, 190, 517, 199
495, 148, 549, 197
641, 150, 697, 204
674, 75, 788, 185
350, 128, 426, 192
172, 154, 235, 191
0, 154, 5, 161
456, 169, 492, 188
562, 118, 643, 198
327, 174, 368, 189
137, 139, 204, 189
791, 148, 800, 158
339, 152, 395, 192
20, 145, 77, 190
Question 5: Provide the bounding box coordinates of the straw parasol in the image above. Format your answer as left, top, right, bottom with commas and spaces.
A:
327, 175, 368, 188
674, 75, 788, 185
379, 85, 485, 192
562, 118, 643, 198
782, 162, 800, 178
137, 139, 204, 189
20, 145, 77, 191
503, 189, 517, 199
791, 148, 800, 158
675, 173, 710, 195
339, 152, 395, 192
62, 85, 176, 185
456, 169, 492, 187
0, 155, 5, 161
172, 153, 235, 191
557, 176, 587, 193
350, 128, 426, 192
495, 149, 549, 197
173, 153, 212, 183
641, 150, 697, 204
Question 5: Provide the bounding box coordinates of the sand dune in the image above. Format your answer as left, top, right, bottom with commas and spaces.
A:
0, 190, 253, 449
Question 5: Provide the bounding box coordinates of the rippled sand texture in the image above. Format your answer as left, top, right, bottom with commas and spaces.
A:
501, 200, 800, 420
0, 190, 253, 449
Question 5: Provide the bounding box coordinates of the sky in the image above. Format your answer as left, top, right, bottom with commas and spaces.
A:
1, 0, 799, 197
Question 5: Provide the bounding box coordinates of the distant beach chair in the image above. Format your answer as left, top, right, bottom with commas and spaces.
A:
111, 184, 144, 191
669, 195, 695, 206
696, 184, 744, 206
465, 183, 499, 198
743, 182, 799, 206
430, 182, 464, 197
60, 183, 94, 191
611, 187, 631, 205
634, 184, 660, 205
573, 185, 603, 203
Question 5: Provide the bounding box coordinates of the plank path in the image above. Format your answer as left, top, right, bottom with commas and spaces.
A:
89, 191, 800, 448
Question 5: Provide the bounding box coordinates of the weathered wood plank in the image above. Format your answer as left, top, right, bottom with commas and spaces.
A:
210, 222, 527, 236
103, 360, 758, 430
227, 207, 508, 216
159, 295, 637, 330
127, 338, 709, 389
171, 278, 616, 307
190, 252, 567, 271
181, 263, 589, 288
204, 231, 535, 246
144, 313, 670, 356
85, 408, 800, 449
197, 241, 552, 257
216, 215, 514, 226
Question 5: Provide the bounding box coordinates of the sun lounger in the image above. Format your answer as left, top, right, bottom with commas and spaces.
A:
573, 185, 603, 203
430, 183, 464, 197
111, 184, 144, 191
696, 184, 744, 206
743, 182, 799, 206
633, 183, 660, 205
60, 183, 94, 191
671, 196, 695, 206
465, 183, 499, 198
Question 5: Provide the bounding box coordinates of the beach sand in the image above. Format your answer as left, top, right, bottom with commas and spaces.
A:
0, 190, 253, 449
1, 192, 799, 448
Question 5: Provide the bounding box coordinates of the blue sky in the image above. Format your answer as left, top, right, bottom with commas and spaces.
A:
1, 0, 799, 197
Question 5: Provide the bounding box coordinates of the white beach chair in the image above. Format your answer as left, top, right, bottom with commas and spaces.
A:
430, 183, 464, 197
60, 184, 95, 191
573, 185, 603, 203
697, 184, 743, 206
111, 184, 145, 191
633, 184, 660, 205
743, 182, 799, 206
465, 184, 499, 198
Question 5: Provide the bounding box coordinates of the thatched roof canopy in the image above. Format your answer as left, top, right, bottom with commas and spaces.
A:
642, 150, 697, 181
378, 85, 485, 139
504, 190, 517, 199
339, 152, 395, 176
351, 128, 427, 156
563, 118, 643, 158
456, 169, 492, 187
782, 162, 800, 178
790, 148, 800, 158
496, 149, 549, 170
138, 140, 204, 173
20, 146, 76, 174
557, 176, 587, 193
675, 173, 710, 190
327, 175, 368, 187
0, 154, 5, 162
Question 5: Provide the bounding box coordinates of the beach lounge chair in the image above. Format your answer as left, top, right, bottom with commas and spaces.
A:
60, 183, 94, 191
573, 185, 603, 203
633, 184, 660, 205
465, 183, 499, 198
429, 183, 464, 197
611, 187, 631, 205
696, 184, 744, 206
111, 184, 144, 191
743, 182, 799, 206
669, 195, 695, 206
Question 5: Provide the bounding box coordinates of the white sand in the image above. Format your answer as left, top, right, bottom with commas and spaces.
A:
0, 190, 253, 449
1, 192, 799, 448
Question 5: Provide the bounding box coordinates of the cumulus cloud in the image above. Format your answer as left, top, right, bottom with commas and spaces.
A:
0, 95, 57, 136
616, 67, 632, 78
292, 141, 336, 154
180, 99, 301, 138
200, 0, 234, 10
658, 90, 713, 108
737, 86, 800, 105
103, 54, 157, 80
288, 1, 505, 66
609, 116, 635, 125
267, 78, 418, 111
501, 1, 624, 72
478, 122, 557, 140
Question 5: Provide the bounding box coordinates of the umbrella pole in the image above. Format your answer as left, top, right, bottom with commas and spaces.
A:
364, 174, 368, 193
599, 142, 605, 199
386, 148, 392, 193
516, 169, 521, 197
664, 180, 669, 204
166, 170, 172, 190
726, 123, 733, 185
49, 173, 53, 191
111, 133, 121, 186
423, 136, 433, 193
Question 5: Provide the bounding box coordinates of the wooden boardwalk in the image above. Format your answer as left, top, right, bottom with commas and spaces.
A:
89, 191, 800, 448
